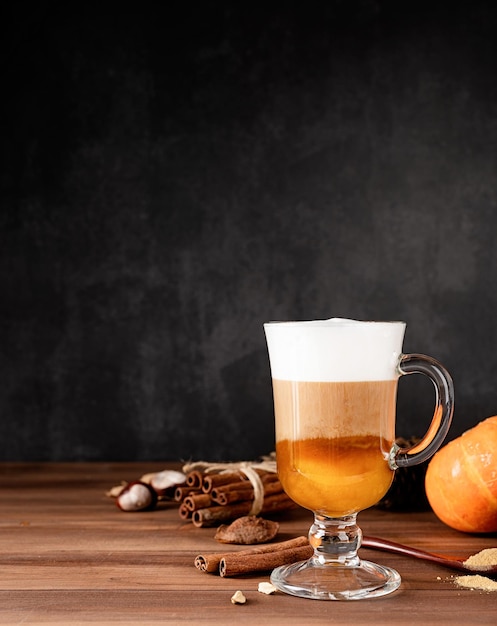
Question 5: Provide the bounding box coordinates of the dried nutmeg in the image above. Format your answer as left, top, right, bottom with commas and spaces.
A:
116, 481, 158, 512
215, 516, 280, 544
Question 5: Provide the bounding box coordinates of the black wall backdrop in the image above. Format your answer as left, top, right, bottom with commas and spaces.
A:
2, 2, 497, 462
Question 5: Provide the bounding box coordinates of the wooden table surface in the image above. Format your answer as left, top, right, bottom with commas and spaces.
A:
1, 462, 496, 625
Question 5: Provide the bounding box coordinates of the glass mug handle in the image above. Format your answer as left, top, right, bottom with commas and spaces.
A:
389, 353, 455, 470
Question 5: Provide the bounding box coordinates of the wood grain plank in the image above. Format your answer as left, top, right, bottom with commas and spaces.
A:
1, 463, 496, 625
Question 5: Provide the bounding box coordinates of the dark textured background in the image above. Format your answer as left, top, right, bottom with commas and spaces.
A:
2, 2, 497, 462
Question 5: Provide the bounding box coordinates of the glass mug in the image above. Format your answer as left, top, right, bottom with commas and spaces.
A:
264, 318, 454, 600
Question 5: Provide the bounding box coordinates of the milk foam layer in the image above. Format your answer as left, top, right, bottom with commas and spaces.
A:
264, 318, 406, 382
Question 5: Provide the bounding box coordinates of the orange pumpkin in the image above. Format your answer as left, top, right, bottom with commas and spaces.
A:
425, 415, 497, 533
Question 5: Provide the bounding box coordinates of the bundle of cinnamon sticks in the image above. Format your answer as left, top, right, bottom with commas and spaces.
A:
176, 465, 297, 527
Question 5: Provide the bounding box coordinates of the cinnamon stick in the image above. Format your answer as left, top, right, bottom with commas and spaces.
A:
202, 472, 245, 493
178, 501, 192, 520
186, 471, 204, 489
261, 472, 280, 484
211, 480, 251, 495
192, 503, 251, 527
211, 488, 255, 506
220, 544, 313, 577
174, 486, 202, 502
201, 469, 278, 494
183, 494, 212, 511
192, 492, 297, 527
212, 481, 284, 505
194, 536, 310, 574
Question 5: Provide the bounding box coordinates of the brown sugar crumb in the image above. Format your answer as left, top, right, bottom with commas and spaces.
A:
463, 548, 497, 571
454, 575, 497, 592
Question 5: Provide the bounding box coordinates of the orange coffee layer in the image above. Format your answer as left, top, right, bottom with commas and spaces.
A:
276, 435, 394, 517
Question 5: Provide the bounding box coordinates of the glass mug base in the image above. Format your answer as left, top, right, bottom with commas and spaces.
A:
270, 557, 401, 601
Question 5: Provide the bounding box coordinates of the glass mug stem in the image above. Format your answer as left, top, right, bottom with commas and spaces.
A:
310, 514, 362, 566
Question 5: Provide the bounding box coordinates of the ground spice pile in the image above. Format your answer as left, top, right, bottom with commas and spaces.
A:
453, 547, 497, 591
463, 548, 497, 571
454, 575, 497, 592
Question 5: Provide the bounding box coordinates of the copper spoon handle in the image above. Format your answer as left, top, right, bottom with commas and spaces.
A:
362, 536, 468, 571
